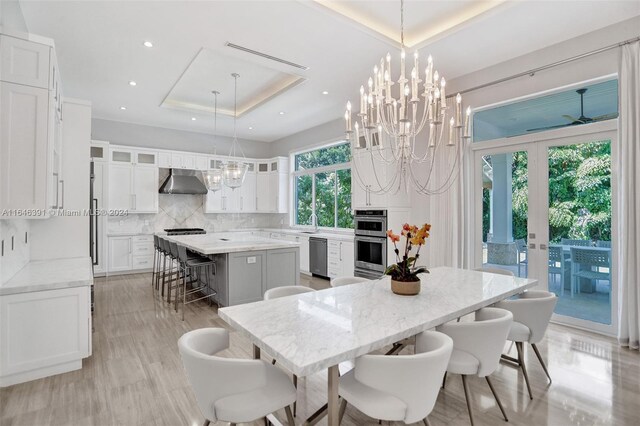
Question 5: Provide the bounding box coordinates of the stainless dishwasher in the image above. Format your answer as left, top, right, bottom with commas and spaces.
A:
309, 237, 328, 277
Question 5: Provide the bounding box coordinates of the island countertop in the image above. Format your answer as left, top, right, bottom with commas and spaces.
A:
162, 233, 300, 255
0, 257, 94, 296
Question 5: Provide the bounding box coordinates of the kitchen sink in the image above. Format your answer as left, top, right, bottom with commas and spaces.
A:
300, 231, 317, 234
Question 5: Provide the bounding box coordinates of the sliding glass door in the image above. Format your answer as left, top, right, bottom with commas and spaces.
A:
473, 129, 617, 334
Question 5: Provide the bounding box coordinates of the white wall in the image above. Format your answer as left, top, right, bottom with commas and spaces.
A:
269, 117, 346, 156
30, 100, 92, 260
0, 0, 28, 32
92, 118, 272, 158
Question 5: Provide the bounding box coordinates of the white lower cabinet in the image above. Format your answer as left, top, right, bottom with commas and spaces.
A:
108, 236, 132, 272
328, 239, 354, 278
299, 236, 310, 273
108, 235, 154, 273
0, 286, 91, 387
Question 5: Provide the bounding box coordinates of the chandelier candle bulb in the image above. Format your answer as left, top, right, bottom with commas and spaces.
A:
428, 123, 435, 147
385, 70, 392, 102
448, 117, 455, 146
386, 52, 391, 80
414, 51, 419, 75
426, 55, 433, 87
400, 49, 406, 80
455, 93, 462, 127
411, 68, 418, 100
464, 106, 471, 138
433, 70, 439, 86
440, 77, 446, 102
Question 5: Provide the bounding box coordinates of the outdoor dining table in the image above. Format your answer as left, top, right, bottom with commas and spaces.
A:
219, 266, 537, 425
549, 244, 611, 293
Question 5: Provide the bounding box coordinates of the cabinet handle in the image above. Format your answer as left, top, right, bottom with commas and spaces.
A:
340, 242, 343, 261
52, 172, 59, 209
60, 180, 65, 209
129, 239, 132, 253
240, 196, 243, 211
133, 194, 137, 210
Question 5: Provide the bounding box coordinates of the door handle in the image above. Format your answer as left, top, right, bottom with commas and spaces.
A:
60, 180, 65, 209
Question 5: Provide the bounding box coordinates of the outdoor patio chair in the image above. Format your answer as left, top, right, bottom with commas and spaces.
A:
569, 247, 611, 298
515, 239, 528, 277
548, 245, 568, 295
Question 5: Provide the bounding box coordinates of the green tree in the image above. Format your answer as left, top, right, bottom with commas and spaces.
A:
482, 140, 611, 243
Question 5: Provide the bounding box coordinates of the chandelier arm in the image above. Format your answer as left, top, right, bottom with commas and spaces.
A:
351, 152, 374, 191
410, 140, 462, 195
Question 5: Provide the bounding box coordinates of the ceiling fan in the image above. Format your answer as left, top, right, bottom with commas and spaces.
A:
526, 88, 618, 132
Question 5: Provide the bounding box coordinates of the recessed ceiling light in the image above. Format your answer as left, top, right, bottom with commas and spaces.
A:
279, 111, 285, 115
143, 41, 153, 48
128, 80, 137, 86
322, 91, 329, 95
248, 126, 253, 130
191, 117, 196, 121
120, 106, 127, 110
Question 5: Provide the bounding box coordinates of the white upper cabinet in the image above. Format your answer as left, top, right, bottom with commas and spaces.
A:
108, 147, 158, 213
0, 82, 50, 211
158, 152, 172, 168
0, 33, 63, 216
351, 149, 409, 209
108, 163, 133, 211
0, 35, 51, 89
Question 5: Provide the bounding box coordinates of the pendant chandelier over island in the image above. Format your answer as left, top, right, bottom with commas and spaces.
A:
345, 0, 471, 196
203, 73, 249, 192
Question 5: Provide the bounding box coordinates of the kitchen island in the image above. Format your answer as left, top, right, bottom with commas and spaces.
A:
163, 233, 300, 306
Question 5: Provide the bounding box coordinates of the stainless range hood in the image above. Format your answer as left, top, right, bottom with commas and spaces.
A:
159, 169, 208, 194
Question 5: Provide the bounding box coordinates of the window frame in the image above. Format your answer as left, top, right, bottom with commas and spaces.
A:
290, 141, 353, 231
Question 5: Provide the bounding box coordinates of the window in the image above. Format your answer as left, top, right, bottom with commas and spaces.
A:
293, 142, 353, 229
473, 79, 619, 142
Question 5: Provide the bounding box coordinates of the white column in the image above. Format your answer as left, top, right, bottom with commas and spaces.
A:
490, 153, 513, 243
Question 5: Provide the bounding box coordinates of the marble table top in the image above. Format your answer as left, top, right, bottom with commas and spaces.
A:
0, 257, 94, 296
219, 267, 537, 376
162, 233, 300, 255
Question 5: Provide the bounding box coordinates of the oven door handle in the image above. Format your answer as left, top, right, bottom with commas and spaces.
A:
355, 235, 386, 243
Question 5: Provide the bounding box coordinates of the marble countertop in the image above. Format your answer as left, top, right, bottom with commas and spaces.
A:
1, 257, 94, 296
234, 228, 355, 242
162, 233, 300, 255
219, 267, 538, 377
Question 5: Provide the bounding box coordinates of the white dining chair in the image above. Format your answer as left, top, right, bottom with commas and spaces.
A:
263, 285, 315, 416
178, 328, 296, 426
338, 331, 453, 425
437, 307, 513, 426
494, 290, 557, 400
473, 267, 515, 277
264, 285, 315, 300
331, 276, 370, 287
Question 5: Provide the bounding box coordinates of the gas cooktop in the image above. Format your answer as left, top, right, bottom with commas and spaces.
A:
164, 228, 206, 236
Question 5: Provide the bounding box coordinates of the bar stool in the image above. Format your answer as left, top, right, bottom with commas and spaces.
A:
152, 235, 163, 293
175, 243, 217, 321
160, 238, 180, 303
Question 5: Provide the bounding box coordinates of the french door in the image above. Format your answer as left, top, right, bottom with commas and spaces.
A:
472, 125, 617, 335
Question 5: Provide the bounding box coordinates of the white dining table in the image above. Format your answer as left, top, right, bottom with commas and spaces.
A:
219, 266, 537, 425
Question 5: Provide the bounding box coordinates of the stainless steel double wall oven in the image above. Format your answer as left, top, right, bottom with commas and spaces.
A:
354, 210, 387, 279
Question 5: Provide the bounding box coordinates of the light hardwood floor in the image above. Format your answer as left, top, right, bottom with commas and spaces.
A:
1, 272, 639, 426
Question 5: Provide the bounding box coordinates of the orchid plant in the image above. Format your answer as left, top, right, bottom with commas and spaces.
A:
385, 223, 431, 282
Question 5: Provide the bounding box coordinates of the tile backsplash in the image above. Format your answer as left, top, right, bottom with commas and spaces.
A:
107, 193, 288, 235
0, 218, 30, 283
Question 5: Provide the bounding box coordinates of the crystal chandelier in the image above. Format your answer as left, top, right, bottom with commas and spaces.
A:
222, 73, 249, 189
345, 0, 471, 195
203, 90, 224, 192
